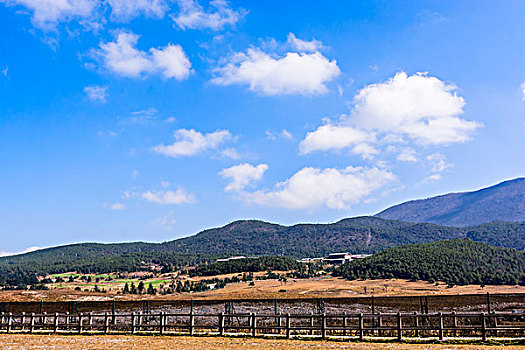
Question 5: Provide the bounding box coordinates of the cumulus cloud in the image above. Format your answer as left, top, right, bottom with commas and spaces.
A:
351, 72, 479, 145
153, 128, 233, 157
220, 163, 268, 192
94, 31, 191, 80
84, 85, 108, 101
141, 188, 195, 204
212, 49, 340, 96
1, 0, 99, 30
286, 33, 322, 52
171, 0, 245, 30
228, 165, 394, 210
107, 0, 168, 21
299, 124, 374, 156
300, 72, 480, 159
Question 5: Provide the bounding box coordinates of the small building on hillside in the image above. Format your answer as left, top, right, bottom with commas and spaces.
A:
216, 256, 247, 263
323, 253, 372, 264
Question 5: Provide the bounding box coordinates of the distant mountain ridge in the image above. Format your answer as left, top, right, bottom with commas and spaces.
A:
376, 177, 525, 226
1, 217, 524, 276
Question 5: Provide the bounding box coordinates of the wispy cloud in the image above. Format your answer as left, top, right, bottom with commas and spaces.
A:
84, 85, 108, 102
153, 128, 235, 158
171, 0, 246, 30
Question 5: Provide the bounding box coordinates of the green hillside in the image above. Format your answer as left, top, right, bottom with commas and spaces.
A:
1, 217, 524, 286
335, 239, 525, 286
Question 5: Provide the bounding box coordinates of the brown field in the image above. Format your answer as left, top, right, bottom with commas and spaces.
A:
0, 335, 522, 350
2, 277, 524, 302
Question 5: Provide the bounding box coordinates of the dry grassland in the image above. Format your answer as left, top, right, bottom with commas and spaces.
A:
2, 277, 524, 302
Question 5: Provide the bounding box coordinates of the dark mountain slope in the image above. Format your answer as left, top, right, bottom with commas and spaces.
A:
335, 239, 525, 286
376, 177, 525, 226
1, 217, 524, 277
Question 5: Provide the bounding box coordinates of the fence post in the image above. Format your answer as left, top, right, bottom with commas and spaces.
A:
54, 313, 59, 333
112, 300, 116, 325
251, 313, 257, 337
343, 312, 347, 336
438, 312, 443, 341
452, 311, 457, 338
481, 312, 486, 341
286, 313, 291, 339
377, 312, 382, 337
486, 293, 491, 314
21, 312, 25, 332
189, 309, 195, 336
396, 312, 402, 341
321, 313, 326, 339
7, 313, 12, 333
78, 313, 83, 334
414, 312, 419, 337
132, 313, 136, 334
310, 312, 314, 336
30, 313, 35, 333
104, 312, 109, 334
219, 312, 225, 336
160, 312, 165, 335
42, 312, 47, 330
358, 313, 364, 341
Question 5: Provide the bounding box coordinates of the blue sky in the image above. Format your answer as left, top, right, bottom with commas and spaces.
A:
1, 0, 525, 254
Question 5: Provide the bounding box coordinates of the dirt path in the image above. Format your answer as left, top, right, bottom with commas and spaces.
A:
0, 335, 520, 350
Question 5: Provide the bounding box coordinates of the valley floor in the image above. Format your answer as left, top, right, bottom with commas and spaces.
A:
0, 335, 521, 350
1, 277, 524, 302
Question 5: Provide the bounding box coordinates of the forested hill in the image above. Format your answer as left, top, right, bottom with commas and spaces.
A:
376, 177, 525, 226
1, 217, 524, 276
335, 239, 525, 286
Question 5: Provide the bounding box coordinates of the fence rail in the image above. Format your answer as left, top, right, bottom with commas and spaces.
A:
1, 311, 523, 340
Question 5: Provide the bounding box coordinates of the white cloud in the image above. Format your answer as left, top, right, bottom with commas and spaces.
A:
1, 0, 98, 30
350, 72, 479, 145
0, 246, 42, 257
107, 0, 168, 21
153, 128, 232, 157
426, 153, 452, 173
286, 33, 322, 52
281, 129, 293, 139
396, 147, 418, 162
299, 124, 373, 156
236, 165, 394, 210
1, 65, 8, 77
142, 188, 195, 204
95, 31, 191, 80
521, 81, 525, 102
171, 0, 245, 30
212, 49, 340, 96
84, 85, 108, 102
110, 202, 126, 210
220, 163, 268, 192
300, 72, 480, 160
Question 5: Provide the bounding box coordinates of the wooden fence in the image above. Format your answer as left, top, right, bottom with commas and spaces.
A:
0, 311, 523, 340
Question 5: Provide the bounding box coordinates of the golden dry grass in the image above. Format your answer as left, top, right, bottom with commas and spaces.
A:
2, 277, 524, 302
0, 335, 520, 350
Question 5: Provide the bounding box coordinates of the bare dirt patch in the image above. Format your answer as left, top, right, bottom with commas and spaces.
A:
0, 335, 521, 350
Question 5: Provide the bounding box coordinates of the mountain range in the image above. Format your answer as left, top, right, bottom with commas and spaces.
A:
1, 177, 524, 276
376, 177, 525, 226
